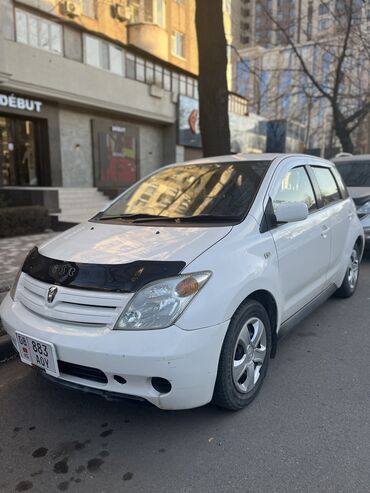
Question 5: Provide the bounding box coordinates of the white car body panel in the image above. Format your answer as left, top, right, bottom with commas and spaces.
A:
0, 153, 364, 409
39, 222, 232, 265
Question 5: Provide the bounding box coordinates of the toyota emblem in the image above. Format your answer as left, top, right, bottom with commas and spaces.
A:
47, 286, 58, 304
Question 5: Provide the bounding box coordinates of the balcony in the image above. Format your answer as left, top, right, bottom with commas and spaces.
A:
127, 23, 169, 61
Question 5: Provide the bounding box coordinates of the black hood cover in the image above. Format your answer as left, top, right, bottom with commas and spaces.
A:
22, 247, 186, 293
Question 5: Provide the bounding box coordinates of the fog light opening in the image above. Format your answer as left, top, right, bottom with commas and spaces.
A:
151, 377, 172, 394
114, 375, 127, 385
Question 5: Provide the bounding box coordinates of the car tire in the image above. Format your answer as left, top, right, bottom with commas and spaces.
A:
335, 244, 360, 298
213, 299, 272, 411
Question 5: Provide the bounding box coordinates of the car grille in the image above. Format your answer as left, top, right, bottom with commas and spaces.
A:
58, 360, 108, 384
17, 273, 131, 328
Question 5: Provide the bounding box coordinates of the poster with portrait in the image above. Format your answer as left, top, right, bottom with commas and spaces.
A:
93, 120, 139, 188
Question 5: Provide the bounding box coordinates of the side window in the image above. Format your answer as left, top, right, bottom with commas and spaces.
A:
331, 166, 349, 198
312, 167, 341, 206
272, 167, 317, 214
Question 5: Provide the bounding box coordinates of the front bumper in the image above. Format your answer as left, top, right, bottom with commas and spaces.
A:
0, 294, 229, 410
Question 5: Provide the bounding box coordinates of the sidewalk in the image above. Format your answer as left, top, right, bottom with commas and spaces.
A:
0, 231, 58, 294
0, 232, 58, 340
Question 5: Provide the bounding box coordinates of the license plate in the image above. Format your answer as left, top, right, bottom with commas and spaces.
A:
16, 332, 59, 377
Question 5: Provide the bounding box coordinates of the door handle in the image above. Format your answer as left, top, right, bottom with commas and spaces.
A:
321, 225, 330, 238
348, 212, 354, 221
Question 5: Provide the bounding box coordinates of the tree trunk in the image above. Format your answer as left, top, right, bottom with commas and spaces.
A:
195, 0, 231, 157
332, 110, 355, 153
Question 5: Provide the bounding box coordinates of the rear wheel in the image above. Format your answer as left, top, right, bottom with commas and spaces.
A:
213, 300, 271, 411
335, 245, 360, 298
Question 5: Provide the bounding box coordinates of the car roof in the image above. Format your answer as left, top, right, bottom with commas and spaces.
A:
170, 153, 329, 166
333, 154, 370, 163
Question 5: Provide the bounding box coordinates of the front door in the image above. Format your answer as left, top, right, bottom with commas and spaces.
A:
0, 115, 49, 186
268, 161, 331, 321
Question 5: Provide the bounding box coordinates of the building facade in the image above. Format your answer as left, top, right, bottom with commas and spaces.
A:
231, 0, 370, 155
0, 0, 263, 221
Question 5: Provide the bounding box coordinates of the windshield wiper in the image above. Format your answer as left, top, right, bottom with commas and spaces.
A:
96, 213, 240, 224
96, 213, 170, 222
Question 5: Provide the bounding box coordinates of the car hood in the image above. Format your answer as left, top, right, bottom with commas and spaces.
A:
39, 222, 232, 265
347, 187, 370, 206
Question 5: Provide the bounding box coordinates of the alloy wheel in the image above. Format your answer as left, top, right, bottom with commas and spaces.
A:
232, 317, 267, 393
348, 248, 359, 290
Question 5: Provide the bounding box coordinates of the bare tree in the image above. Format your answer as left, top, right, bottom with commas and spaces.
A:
266, 0, 369, 153
195, 0, 231, 156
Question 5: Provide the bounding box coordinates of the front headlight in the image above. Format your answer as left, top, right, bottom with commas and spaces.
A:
10, 268, 22, 301
357, 201, 370, 215
114, 271, 212, 330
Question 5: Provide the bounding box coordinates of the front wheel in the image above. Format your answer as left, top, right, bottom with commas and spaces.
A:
335, 245, 360, 298
213, 300, 271, 411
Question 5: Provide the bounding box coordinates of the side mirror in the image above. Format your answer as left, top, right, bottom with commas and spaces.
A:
275, 202, 309, 223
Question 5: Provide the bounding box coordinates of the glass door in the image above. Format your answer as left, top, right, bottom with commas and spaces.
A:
0, 116, 45, 186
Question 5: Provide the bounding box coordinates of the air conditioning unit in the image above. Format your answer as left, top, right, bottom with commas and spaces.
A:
111, 4, 133, 22
60, 1, 82, 18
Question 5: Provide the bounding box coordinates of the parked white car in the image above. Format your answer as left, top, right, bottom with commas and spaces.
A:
332, 154, 370, 245
0, 154, 364, 410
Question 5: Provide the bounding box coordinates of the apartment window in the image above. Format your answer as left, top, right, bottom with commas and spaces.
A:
109, 44, 124, 74
85, 35, 124, 74
318, 18, 329, 30
172, 72, 180, 93
85, 35, 99, 66
319, 2, 329, 14
155, 64, 163, 87
100, 41, 109, 70
126, 52, 136, 79
136, 57, 145, 81
143, 0, 166, 27
146, 61, 154, 83
15, 9, 62, 54
171, 31, 185, 58
186, 77, 194, 97
163, 69, 171, 91
179, 74, 187, 94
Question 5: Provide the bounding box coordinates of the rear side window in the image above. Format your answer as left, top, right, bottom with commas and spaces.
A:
272, 167, 317, 214
312, 167, 340, 206
331, 167, 349, 198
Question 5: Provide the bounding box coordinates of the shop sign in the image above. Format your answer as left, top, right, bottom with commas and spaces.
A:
0, 94, 43, 113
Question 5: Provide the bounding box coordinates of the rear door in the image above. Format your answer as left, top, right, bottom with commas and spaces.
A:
266, 159, 331, 321
309, 165, 351, 284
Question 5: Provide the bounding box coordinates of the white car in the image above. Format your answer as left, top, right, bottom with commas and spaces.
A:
0, 154, 364, 410
332, 154, 370, 245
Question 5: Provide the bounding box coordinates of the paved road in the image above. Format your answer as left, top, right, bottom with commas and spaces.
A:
1, 254, 370, 493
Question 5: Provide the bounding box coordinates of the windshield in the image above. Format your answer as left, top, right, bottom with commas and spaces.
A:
335, 160, 370, 187
95, 160, 271, 224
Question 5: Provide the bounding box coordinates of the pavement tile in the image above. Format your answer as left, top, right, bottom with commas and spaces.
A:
0, 232, 58, 292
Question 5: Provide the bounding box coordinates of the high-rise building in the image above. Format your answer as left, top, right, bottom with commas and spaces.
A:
231, 0, 370, 155
232, 0, 370, 49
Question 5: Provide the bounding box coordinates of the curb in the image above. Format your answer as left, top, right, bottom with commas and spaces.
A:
0, 334, 16, 363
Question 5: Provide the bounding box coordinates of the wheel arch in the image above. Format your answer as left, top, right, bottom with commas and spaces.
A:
235, 289, 278, 358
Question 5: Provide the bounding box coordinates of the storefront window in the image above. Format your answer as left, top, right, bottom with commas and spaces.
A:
92, 120, 139, 188
0, 117, 39, 186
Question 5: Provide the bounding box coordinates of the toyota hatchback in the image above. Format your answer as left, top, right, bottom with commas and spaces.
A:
0, 154, 364, 410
